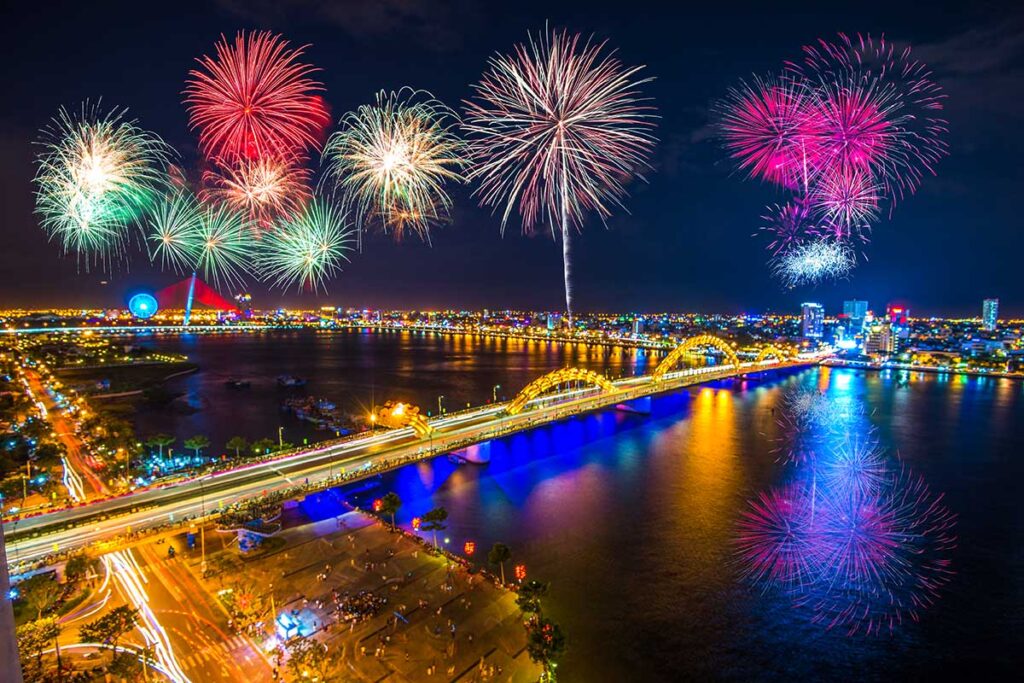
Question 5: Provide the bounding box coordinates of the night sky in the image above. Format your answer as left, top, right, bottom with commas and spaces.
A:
1, 0, 1021, 316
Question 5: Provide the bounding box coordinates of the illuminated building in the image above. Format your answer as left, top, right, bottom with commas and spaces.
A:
843, 299, 868, 332
983, 298, 999, 332
801, 303, 824, 339
547, 313, 562, 331
632, 316, 645, 336
887, 303, 909, 326
864, 322, 895, 357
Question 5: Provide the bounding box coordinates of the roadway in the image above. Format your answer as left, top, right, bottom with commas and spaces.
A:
4, 359, 813, 570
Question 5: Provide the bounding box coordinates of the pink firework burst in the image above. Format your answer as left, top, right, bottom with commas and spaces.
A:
184, 31, 330, 162
717, 75, 824, 190
809, 163, 880, 239
792, 33, 949, 203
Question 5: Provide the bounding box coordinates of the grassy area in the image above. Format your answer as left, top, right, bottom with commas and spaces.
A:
55, 362, 197, 395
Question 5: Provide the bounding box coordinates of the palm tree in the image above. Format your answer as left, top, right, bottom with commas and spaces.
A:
379, 492, 401, 531
145, 434, 174, 458
488, 543, 512, 584
421, 506, 448, 550
183, 434, 210, 459
225, 436, 248, 458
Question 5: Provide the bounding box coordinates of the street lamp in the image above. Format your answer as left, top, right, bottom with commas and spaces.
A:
277, 426, 284, 448
438, 395, 445, 415
493, 384, 501, 403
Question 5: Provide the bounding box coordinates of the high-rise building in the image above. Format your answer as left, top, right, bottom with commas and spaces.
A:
843, 299, 868, 332
801, 302, 824, 339
983, 298, 999, 332
632, 316, 645, 336
864, 322, 896, 357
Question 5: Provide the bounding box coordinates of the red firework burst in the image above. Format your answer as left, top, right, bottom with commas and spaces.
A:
184, 31, 329, 162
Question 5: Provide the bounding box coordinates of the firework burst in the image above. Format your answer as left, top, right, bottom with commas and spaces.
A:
792, 33, 949, 203
324, 88, 466, 243
771, 239, 856, 288
33, 103, 171, 266
257, 196, 354, 292
717, 75, 823, 190
463, 27, 657, 324
201, 155, 312, 229
758, 200, 818, 256
185, 31, 329, 162
146, 190, 201, 274
809, 163, 880, 239
191, 203, 256, 288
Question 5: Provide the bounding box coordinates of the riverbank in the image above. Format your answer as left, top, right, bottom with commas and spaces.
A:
188, 509, 541, 681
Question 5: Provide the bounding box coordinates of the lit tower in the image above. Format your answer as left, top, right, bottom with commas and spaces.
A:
801, 303, 824, 339
983, 298, 999, 332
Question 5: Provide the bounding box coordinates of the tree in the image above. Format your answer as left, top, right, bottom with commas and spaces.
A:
183, 434, 210, 459
286, 636, 336, 681
420, 506, 448, 550
146, 434, 174, 458
16, 617, 60, 674
526, 617, 566, 679
252, 438, 276, 455
65, 554, 97, 582
18, 573, 62, 620
226, 436, 248, 459
488, 543, 512, 584
79, 605, 139, 653
379, 492, 401, 531
516, 579, 549, 617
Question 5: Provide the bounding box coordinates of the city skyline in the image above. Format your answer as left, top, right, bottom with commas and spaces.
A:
1, 1, 1022, 316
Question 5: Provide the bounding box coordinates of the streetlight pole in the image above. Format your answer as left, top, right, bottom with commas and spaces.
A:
493, 384, 501, 403
438, 395, 444, 415
277, 426, 284, 448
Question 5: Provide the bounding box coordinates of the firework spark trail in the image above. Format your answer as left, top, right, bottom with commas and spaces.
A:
257, 196, 354, 292
184, 31, 328, 162
463, 27, 657, 325
33, 102, 172, 267
771, 239, 856, 287
324, 88, 466, 245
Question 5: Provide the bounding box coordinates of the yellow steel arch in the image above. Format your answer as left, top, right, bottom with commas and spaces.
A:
507, 367, 616, 415
652, 335, 741, 381
754, 345, 789, 363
